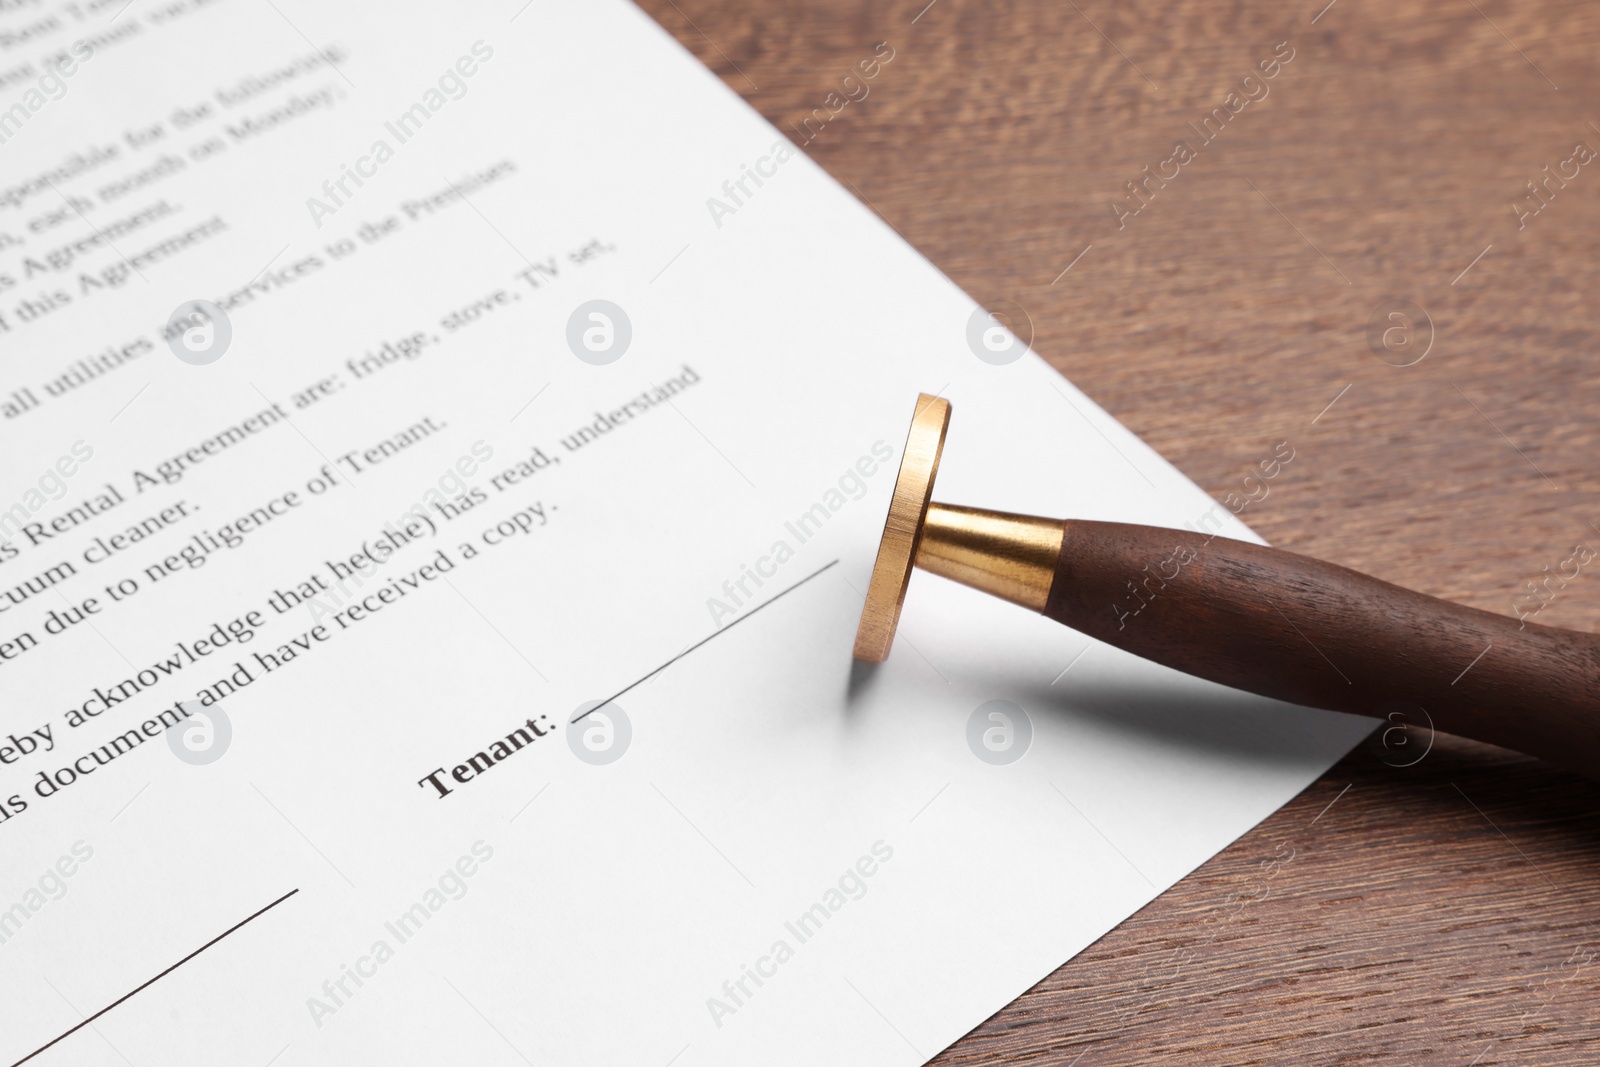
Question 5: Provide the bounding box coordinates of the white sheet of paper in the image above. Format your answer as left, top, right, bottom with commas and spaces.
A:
0, 2, 1372, 1064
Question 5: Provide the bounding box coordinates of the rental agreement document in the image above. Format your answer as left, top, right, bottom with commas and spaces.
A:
0, 2, 1372, 1063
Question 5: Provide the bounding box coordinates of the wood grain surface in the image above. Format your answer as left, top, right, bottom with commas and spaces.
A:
633, 0, 1600, 1062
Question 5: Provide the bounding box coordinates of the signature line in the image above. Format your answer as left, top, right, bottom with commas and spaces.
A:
573, 560, 840, 722
12, 889, 300, 1067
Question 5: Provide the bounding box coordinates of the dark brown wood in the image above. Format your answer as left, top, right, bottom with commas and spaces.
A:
635, 0, 1600, 1062
1044, 520, 1600, 775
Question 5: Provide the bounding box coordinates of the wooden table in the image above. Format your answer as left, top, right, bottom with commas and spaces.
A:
636, 0, 1600, 1061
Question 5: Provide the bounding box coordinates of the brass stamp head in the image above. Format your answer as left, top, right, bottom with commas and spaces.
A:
853, 394, 1065, 663
852, 393, 950, 662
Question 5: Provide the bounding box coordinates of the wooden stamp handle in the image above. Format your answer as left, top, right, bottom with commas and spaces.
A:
1043, 520, 1600, 775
